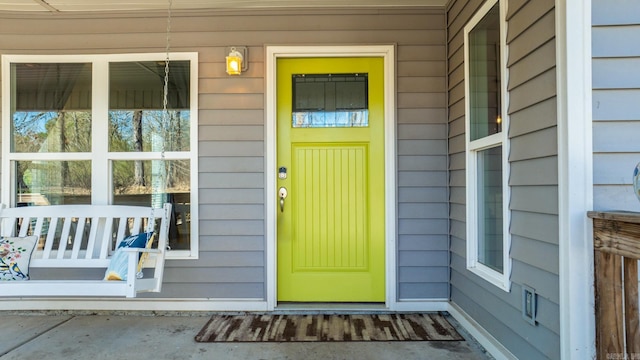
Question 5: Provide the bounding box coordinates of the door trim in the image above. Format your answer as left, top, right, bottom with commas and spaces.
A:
265, 45, 397, 310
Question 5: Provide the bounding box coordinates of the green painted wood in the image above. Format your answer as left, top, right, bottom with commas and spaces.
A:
277, 57, 385, 302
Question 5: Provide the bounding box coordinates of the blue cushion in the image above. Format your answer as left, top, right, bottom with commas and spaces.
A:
104, 232, 154, 281
118, 232, 153, 249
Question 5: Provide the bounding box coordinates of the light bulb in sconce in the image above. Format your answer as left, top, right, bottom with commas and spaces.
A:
226, 46, 247, 75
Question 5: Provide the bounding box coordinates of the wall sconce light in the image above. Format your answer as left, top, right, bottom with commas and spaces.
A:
226, 46, 248, 75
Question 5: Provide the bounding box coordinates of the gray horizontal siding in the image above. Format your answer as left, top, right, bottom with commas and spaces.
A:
398, 283, 448, 299
594, 185, 640, 211
592, 25, 640, 58
198, 236, 265, 252
593, 58, 640, 89
170, 252, 265, 268
399, 219, 448, 236
399, 268, 449, 284
509, 127, 557, 161
593, 121, 640, 152
398, 235, 449, 251
0, 11, 447, 34
200, 157, 264, 173
508, 69, 556, 113
510, 156, 558, 186
594, 153, 640, 185
506, 0, 560, 356
0, 8, 449, 301
198, 189, 263, 204
1, 31, 447, 49
451, 265, 560, 360
451, 254, 560, 337
147, 283, 264, 299
511, 235, 559, 275
592, 0, 640, 212
508, 39, 555, 89
510, 186, 558, 215
509, 97, 557, 137
199, 110, 264, 125
510, 211, 559, 246
447, 0, 560, 358
396, 22, 449, 299
593, 89, 640, 121
593, 1, 640, 26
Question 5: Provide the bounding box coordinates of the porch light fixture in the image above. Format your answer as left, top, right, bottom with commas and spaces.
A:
226, 46, 247, 75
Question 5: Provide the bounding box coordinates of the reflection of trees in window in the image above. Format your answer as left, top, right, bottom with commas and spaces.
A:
108, 110, 188, 152
15, 160, 91, 205
112, 160, 189, 195
109, 110, 189, 195
12, 111, 92, 153
133, 110, 145, 186
11, 62, 93, 195
9, 56, 196, 252
13, 111, 92, 195
58, 112, 68, 186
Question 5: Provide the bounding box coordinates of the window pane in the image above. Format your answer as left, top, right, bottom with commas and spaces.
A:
109, 61, 191, 152
292, 74, 369, 128
468, 4, 501, 141
11, 63, 92, 153
112, 160, 191, 251
16, 160, 92, 206
477, 146, 503, 272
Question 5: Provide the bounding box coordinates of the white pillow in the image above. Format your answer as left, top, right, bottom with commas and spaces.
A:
0, 236, 38, 281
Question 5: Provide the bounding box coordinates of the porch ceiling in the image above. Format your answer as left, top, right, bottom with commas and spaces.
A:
0, 0, 448, 12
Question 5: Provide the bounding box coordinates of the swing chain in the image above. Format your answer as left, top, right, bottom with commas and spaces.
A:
161, 0, 172, 163
163, 0, 172, 125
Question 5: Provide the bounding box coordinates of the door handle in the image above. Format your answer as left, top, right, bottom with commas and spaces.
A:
279, 187, 288, 212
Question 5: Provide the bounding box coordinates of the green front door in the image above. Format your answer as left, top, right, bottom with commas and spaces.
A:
276, 57, 385, 302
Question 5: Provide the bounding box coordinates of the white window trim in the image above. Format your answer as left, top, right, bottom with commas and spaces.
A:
464, 0, 512, 292
1, 52, 199, 260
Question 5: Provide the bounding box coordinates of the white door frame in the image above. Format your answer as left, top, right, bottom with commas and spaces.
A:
265, 45, 397, 310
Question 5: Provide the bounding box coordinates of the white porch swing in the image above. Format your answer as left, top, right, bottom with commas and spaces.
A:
0, 0, 175, 299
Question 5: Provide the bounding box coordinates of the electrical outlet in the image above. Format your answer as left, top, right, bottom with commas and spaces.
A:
522, 285, 537, 326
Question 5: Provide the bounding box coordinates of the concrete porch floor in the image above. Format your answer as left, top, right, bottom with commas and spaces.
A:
0, 312, 494, 360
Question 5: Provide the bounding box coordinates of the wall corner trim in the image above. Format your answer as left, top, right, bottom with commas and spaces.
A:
555, 0, 596, 358
447, 302, 517, 360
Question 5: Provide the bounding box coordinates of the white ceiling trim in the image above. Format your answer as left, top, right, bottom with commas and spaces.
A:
0, 0, 447, 12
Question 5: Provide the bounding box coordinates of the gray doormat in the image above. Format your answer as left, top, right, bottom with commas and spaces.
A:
195, 313, 464, 342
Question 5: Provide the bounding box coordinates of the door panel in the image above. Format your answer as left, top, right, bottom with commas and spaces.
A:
293, 144, 368, 271
277, 57, 384, 302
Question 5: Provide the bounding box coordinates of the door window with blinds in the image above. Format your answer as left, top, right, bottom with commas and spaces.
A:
1, 53, 199, 258
292, 73, 369, 128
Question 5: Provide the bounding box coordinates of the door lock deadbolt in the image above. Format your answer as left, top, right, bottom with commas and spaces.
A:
279, 187, 288, 212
